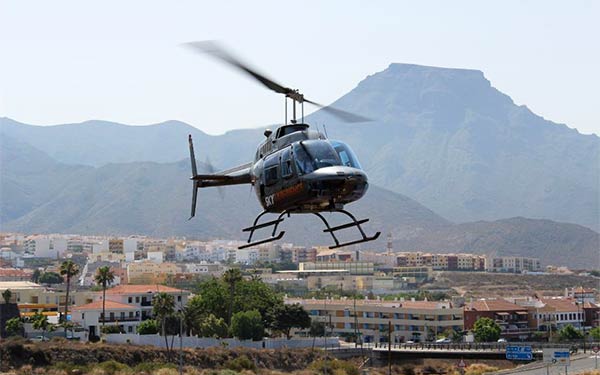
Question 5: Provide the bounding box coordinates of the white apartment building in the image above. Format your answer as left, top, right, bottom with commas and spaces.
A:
288, 297, 463, 344
24, 236, 68, 258
147, 251, 164, 264
485, 256, 541, 273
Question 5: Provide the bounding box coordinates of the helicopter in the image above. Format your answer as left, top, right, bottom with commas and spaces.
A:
186, 41, 380, 250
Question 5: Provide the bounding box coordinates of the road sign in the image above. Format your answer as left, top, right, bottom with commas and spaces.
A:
593, 346, 599, 354
543, 349, 570, 366
505, 346, 533, 360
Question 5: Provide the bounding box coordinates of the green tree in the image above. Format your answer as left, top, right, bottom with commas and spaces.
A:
152, 292, 175, 350
39, 271, 63, 284
32, 313, 54, 340
192, 278, 229, 321
309, 320, 326, 337
223, 268, 243, 325
5, 317, 23, 336
230, 310, 264, 341
137, 319, 160, 334
590, 326, 600, 341
473, 317, 501, 342
234, 277, 283, 327
199, 314, 229, 338
31, 269, 42, 283
94, 266, 115, 327
558, 324, 584, 341
2, 289, 12, 304
59, 260, 80, 336
269, 303, 311, 339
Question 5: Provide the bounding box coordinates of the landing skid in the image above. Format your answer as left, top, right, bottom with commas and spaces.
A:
238, 209, 381, 249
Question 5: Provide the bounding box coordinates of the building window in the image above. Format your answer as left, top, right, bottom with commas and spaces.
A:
81, 313, 85, 319
177, 295, 182, 302
128, 297, 133, 303
135, 297, 140, 303
128, 326, 133, 333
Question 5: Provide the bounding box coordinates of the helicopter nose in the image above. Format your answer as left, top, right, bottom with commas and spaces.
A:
305, 166, 369, 202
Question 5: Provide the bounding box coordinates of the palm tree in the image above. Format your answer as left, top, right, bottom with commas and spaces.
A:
222, 268, 243, 325
94, 266, 115, 327
59, 260, 80, 336
152, 292, 175, 352
2, 289, 12, 304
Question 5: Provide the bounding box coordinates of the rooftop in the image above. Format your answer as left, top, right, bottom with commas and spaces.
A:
466, 299, 526, 312
0, 281, 44, 290
286, 298, 455, 310
104, 284, 186, 295
74, 300, 138, 311
541, 298, 580, 312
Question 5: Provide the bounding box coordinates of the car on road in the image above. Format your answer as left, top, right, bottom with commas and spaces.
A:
435, 338, 452, 343
497, 338, 507, 343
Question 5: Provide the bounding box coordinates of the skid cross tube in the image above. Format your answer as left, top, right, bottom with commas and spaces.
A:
313, 209, 381, 249
239, 209, 380, 249
239, 210, 289, 249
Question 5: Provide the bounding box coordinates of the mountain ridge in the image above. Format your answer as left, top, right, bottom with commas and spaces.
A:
1, 62, 598, 231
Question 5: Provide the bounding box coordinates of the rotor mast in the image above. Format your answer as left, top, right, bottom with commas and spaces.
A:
286, 90, 304, 124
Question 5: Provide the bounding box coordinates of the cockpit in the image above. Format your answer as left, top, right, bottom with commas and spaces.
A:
293, 140, 362, 174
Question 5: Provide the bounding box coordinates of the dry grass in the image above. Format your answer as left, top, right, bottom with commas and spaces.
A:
428, 271, 597, 298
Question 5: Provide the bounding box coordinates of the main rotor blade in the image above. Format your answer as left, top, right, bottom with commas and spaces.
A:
304, 99, 372, 123
184, 41, 294, 96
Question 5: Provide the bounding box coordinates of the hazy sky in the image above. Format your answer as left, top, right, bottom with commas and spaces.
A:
1, 1, 598, 135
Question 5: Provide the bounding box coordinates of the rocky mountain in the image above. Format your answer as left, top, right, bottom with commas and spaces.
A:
0, 136, 448, 244
2, 63, 598, 231
1, 138, 598, 269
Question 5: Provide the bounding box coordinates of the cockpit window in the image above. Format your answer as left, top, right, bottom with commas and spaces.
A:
292, 140, 363, 174
330, 141, 362, 169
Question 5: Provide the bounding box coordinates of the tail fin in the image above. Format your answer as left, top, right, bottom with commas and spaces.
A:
189, 134, 200, 220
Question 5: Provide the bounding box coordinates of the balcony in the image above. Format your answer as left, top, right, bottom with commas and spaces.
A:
140, 300, 152, 307
99, 317, 140, 323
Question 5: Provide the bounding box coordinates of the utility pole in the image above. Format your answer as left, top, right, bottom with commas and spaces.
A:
388, 321, 392, 375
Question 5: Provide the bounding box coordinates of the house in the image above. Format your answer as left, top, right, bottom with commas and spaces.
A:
71, 284, 190, 339
464, 299, 530, 339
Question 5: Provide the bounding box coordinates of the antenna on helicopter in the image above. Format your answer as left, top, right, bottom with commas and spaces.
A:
323, 124, 329, 138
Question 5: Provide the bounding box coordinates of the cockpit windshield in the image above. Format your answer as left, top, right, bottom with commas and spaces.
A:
293, 140, 362, 174
330, 140, 362, 169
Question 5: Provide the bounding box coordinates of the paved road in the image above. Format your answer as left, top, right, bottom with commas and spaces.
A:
498, 354, 599, 375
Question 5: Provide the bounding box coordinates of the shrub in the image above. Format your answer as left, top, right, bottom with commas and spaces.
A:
224, 355, 256, 372
101, 325, 124, 334
137, 319, 160, 335
153, 369, 179, 375
464, 364, 499, 375
134, 363, 174, 373
309, 360, 358, 375
96, 360, 131, 375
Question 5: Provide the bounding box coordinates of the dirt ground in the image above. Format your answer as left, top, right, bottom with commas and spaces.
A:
425, 271, 598, 299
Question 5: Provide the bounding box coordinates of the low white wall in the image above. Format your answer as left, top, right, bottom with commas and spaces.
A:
104, 334, 339, 349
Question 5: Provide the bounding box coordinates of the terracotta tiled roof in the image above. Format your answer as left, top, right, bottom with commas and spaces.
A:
74, 300, 138, 311
105, 284, 185, 294
541, 298, 580, 312
0, 268, 32, 277
467, 299, 526, 312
